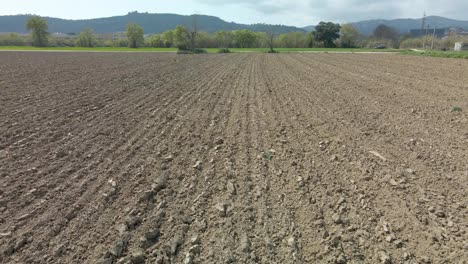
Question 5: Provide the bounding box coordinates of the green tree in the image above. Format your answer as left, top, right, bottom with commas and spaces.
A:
76, 28, 97, 47
233, 30, 257, 48
174, 25, 190, 49
126, 23, 144, 48
306, 32, 316, 48
340, 24, 361, 48
146, 34, 164, 47
373, 24, 399, 40
278, 32, 307, 48
26, 16, 49, 47
373, 24, 400, 48
214, 31, 233, 48
314, 21, 341, 48
162, 30, 175, 47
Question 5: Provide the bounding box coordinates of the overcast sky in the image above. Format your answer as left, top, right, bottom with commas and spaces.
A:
1, 0, 466, 26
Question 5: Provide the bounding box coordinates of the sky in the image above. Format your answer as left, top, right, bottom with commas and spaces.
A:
1, 0, 467, 27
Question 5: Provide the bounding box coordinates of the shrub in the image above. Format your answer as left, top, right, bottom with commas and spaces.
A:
0, 33, 26, 46
177, 48, 208, 54
217, 48, 231, 53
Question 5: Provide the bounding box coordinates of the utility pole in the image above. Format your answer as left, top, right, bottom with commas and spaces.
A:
421, 12, 426, 32
431, 25, 436, 50
421, 12, 427, 49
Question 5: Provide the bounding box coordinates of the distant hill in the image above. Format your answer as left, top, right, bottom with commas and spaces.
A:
303, 16, 468, 35
352, 16, 468, 35
0, 12, 305, 34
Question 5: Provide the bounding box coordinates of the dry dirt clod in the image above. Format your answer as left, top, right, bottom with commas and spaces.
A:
113, 240, 125, 258
170, 235, 184, 255
214, 137, 224, 145
125, 216, 142, 230
129, 250, 146, 264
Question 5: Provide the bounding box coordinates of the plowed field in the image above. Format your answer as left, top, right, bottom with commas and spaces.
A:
1, 52, 467, 264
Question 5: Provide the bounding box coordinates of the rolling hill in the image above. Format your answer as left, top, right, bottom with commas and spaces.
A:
0, 12, 305, 34
303, 16, 468, 35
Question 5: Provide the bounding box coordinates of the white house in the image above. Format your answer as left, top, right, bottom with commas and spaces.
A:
454, 42, 468, 51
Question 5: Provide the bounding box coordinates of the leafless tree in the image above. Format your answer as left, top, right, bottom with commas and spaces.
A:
186, 14, 199, 50
263, 28, 277, 53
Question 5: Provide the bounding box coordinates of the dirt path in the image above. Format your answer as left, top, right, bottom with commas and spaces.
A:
0, 52, 467, 264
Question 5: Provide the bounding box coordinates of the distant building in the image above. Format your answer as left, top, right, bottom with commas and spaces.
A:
409, 27, 468, 38
409, 28, 447, 38
454, 42, 468, 51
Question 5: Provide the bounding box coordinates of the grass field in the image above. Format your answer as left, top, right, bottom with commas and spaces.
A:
401, 49, 468, 59
0, 46, 399, 53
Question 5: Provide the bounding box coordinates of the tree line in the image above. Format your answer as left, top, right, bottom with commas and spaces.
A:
3, 16, 465, 50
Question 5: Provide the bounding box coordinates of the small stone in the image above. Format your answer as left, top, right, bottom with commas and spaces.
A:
184, 252, 194, 264
287, 237, 296, 248
130, 250, 145, 264
335, 254, 347, 264
420, 256, 431, 264
393, 239, 403, 248
362, 175, 372, 181
5, 243, 14, 256
382, 222, 390, 233
227, 182, 237, 195
447, 220, 454, 227
0, 231, 12, 238
113, 240, 125, 257
99, 258, 113, 264
332, 213, 342, 224
170, 235, 183, 255
215, 202, 227, 217
125, 216, 142, 229
190, 245, 201, 255
108, 179, 117, 187
17, 214, 30, 221
428, 206, 436, 213
145, 229, 160, 241
190, 235, 200, 245
385, 234, 395, 243
55, 150, 67, 158
405, 168, 415, 175
214, 137, 224, 145
163, 155, 173, 161
239, 234, 250, 253
117, 224, 128, 236
379, 251, 392, 264
435, 210, 446, 218
389, 179, 398, 186
192, 161, 202, 170
15, 236, 28, 251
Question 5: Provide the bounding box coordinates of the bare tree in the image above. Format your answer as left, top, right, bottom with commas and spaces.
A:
260, 28, 277, 53
187, 14, 199, 51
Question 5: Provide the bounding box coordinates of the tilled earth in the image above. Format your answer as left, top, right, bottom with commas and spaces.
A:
0, 52, 467, 264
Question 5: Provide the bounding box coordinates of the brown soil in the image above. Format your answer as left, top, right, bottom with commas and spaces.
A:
0, 52, 467, 264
